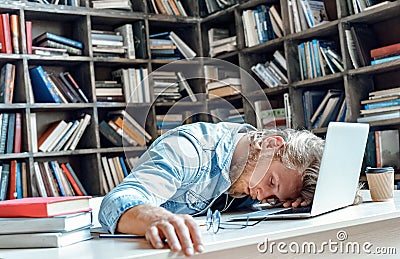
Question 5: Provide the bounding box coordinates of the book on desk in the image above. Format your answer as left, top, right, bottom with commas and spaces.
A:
0, 196, 93, 248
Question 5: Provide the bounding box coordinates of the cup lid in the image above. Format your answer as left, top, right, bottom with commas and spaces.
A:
365, 167, 394, 173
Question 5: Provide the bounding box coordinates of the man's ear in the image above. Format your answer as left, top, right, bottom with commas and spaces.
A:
262, 136, 284, 149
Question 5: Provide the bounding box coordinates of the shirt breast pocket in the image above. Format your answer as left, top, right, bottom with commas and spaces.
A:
186, 190, 209, 212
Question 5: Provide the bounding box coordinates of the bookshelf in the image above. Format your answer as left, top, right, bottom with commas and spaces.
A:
199, 0, 400, 185
1, 0, 400, 199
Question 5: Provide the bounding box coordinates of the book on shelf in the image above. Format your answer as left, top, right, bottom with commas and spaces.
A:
302, 90, 326, 129
0, 164, 10, 200
0, 63, 16, 104
349, 23, 380, 67
269, 5, 284, 37
6, 113, 16, 154
9, 14, 20, 54
33, 31, 83, 50
108, 110, 152, 142
29, 66, 63, 103
371, 54, 400, 65
310, 89, 343, 128
14, 116, 22, 152
0, 227, 92, 248
60, 72, 89, 103
299, 0, 329, 28
0, 211, 92, 234
0, 13, 12, 54
375, 130, 400, 168
91, 0, 132, 10
114, 24, 136, 59
99, 120, 124, 147
176, 72, 197, 102
168, 31, 197, 59
370, 42, 400, 60
283, 92, 292, 128
0, 113, 9, 154
25, 21, 32, 54
60, 163, 88, 196
208, 85, 241, 99
0, 196, 91, 217
360, 105, 400, 115
357, 108, 400, 123
344, 23, 361, 69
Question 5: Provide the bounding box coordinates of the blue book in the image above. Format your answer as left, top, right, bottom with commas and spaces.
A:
312, 39, 322, 77
149, 31, 170, 39
119, 157, 129, 178
263, 5, 275, 40
5, 113, 15, 154
254, 8, 266, 43
371, 55, 400, 65
16, 162, 22, 199
298, 43, 307, 80
364, 98, 400, 110
0, 113, 9, 154
33, 32, 83, 49
29, 66, 62, 103
49, 161, 66, 196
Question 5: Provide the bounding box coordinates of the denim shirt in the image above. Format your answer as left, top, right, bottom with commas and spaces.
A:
99, 122, 256, 233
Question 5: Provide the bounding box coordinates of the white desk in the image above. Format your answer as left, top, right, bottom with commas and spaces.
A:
1, 191, 399, 259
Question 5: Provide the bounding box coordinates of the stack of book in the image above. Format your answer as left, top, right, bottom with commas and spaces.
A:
95, 80, 125, 103
29, 66, 89, 104
208, 28, 237, 57
148, 0, 188, 16
251, 50, 288, 88
32, 32, 83, 56
370, 42, 400, 65
91, 30, 125, 58
0, 196, 92, 248
36, 114, 92, 152
242, 5, 277, 47
149, 31, 196, 60
99, 110, 152, 148
152, 70, 198, 103
287, 0, 329, 34
357, 87, 400, 123
91, 0, 132, 10
298, 39, 343, 80
100, 155, 137, 193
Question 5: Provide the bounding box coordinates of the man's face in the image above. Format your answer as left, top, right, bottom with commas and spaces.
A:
228, 159, 303, 202
249, 159, 303, 202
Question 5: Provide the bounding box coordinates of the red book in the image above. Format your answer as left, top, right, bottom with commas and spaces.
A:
13, 113, 21, 153
7, 160, 17, 200
1, 13, 13, 54
0, 196, 92, 218
25, 21, 32, 54
60, 163, 83, 196
371, 43, 400, 59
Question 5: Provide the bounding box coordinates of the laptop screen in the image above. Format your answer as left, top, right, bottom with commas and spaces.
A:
310, 122, 369, 216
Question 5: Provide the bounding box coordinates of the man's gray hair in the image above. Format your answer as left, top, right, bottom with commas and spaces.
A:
248, 128, 324, 203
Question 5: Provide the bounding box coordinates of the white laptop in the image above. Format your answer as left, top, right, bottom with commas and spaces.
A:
229, 122, 370, 221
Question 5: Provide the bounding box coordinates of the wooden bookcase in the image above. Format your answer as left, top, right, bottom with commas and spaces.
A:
1, 0, 399, 197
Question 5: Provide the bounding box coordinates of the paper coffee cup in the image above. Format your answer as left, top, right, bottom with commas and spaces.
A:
365, 167, 394, 202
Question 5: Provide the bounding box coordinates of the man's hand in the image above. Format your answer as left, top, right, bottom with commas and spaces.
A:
282, 197, 311, 208
116, 204, 204, 257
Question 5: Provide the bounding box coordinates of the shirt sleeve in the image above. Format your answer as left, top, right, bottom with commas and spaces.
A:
98, 131, 202, 233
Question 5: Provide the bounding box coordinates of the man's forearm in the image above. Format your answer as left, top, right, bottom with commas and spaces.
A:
116, 204, 173, 235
